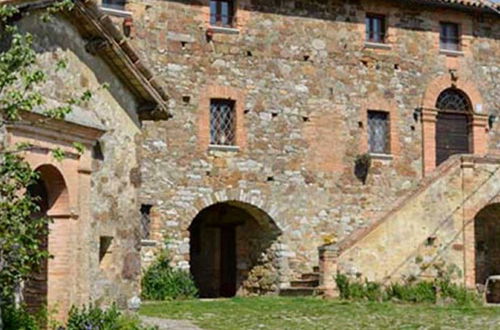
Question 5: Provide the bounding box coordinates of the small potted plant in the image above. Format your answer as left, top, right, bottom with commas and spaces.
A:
354, 153, 372, 184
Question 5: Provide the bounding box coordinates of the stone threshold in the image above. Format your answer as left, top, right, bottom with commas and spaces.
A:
439, 49, 464, 57
364, 42, 391, 50
209, 26, 240, 35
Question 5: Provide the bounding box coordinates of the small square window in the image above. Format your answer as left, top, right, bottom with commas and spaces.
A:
368, 110, 390, 154
366, 14, 386, 43
102, 0, 126, 10
210, 0, 235, 27
440, 22, 460, 51
210, 99, 236, 146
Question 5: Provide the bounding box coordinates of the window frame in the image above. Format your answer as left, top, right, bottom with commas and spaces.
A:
210, 0, 236, 28
365, 14, 387, 44
367, 110, 391, 155
210, 98, 237, 147
101, 0, 126, 11
439, 22, 461, 51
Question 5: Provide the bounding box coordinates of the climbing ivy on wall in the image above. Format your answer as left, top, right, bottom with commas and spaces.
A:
0, 1, 97, 326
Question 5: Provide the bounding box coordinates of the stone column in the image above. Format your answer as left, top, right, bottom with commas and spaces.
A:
421, 108, 438, 177
471, 114, 488, 157
460, 157, 477, 289
76, 150, 93, 306
318, 246, 339, 298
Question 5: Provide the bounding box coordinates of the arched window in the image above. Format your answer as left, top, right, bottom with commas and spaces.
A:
435, 88, 472, 166
436, 88, 472, 112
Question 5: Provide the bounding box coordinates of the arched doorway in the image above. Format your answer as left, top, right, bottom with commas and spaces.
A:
435, 88, 472, 166
23, 165, 69, 313
474, 203, 500, 303
189, 201, 280, 298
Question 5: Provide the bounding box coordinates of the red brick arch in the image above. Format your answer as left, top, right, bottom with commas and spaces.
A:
420, 75, 488, 176
422, 75, 485, 113
35, 164, 70, 216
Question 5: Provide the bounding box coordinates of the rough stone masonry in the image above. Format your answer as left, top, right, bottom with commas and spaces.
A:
106, 0, 499, 295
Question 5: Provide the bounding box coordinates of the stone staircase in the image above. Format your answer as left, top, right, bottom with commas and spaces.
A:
279, 266, 320, 296
318, 155, 500, 296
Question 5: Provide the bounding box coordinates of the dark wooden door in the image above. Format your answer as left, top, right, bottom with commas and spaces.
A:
436, 112, 470, 166
219, 226, 237, 297
24, 179, 49, 314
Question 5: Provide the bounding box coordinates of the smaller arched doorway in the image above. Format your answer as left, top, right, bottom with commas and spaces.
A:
23, 165, 69, 313
435, 88, 472, 166
475, 203, 500, 303
189, 201, 280, 298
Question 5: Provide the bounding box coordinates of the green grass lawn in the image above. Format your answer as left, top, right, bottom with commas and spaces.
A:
139, 297, 500, 330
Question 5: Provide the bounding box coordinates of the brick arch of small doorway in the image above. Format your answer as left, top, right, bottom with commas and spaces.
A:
188, 200, 282, 298
420, 75, 488, 176
465, 202, 500, 303
23, 163, 72, 318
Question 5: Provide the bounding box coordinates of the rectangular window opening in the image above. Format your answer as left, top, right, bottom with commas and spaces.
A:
102, 0, 126, 10
440, 22, 460, 51
210, 0, 235, 27
368, 110, 390, 154
210, 99, 236, 146
140, 204, 153, 240
366, 14, 386, 43
99, 236, 114, 263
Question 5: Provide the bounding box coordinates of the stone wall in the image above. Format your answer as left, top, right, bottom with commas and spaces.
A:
123, 0, 499, 289
15, 12, 143, 308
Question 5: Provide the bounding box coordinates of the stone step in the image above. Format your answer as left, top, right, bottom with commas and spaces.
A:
279, 287, 316, 297
301, 272, 320, 281
290, 279, 319, 288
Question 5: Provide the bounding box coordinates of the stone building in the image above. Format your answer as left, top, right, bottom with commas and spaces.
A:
107, 0, 499, 299
3, 0, 168, 318
14, 0, 498, 304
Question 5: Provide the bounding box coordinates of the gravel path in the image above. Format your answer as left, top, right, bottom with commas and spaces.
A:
140, 316, 202, 330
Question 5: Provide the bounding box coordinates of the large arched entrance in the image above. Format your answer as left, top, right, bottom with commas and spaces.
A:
474, 203, 500, 303
23, 165, 69, 313
189, 201, 280, 298
435, 88, 472, 166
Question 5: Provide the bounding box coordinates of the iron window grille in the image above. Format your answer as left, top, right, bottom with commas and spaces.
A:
102, 0, 126, 10
210, 99, 236, 146
436, 88, 471, 112
140, 204, 153, 240
210, 0, 235, 27
366, 14, 386, 43
368, 110, 390, 154
440, 22, 460, 51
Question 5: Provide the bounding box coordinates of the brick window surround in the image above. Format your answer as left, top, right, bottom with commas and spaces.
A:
421, 75, 488, 176
198, 85, 246, 151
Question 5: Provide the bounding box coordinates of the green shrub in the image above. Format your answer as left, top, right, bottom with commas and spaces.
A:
335, 275, 384, 301
436, 278, 481, 305
66, 304, 154, 330
141, 252, 198, 301
386, 281, 436, 303
335, 274, 479, 305
2, 305, 38, 330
